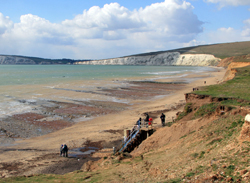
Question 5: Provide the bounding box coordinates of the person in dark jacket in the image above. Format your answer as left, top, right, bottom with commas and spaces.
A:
62, 144, 68, 157
145, 113, 149, 122
60, 144, 63, 156
160, 113, 165, 127
136, 118, 141, 127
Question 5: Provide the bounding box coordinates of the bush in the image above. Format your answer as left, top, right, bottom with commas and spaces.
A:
194, 103, 218, 118
176, 103, 193, 120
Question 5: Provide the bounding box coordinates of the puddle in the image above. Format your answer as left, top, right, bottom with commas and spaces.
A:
68, 146, 99, 158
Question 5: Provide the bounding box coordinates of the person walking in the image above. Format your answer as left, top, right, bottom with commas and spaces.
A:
136, 118, 141, 127
60, 144, 63, 156
160, 113, 165, 127
63, 144, 68, 157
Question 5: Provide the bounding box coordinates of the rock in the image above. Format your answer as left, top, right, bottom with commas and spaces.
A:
211, 174, 219, 180
240, 169, 248, 176
242, 172, 250, 179
226, 177, 233, 181
81, 160, 93, 172
116, 155, 123, 161
245, 114, 250, 122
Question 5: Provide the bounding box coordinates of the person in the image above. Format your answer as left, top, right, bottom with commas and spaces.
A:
62, 144, 68, 157
60, 144, 63, 156
136, 118, 141, 127
160, 113, 166, 127
148, 118, 153, 127
145, 113, 149, 122
124, 136, 127, 143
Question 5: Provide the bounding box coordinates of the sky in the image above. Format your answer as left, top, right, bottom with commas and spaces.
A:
0, 0, 250, 60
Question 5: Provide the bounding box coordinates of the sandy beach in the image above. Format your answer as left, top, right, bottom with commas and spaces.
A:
0, 67, 226, 177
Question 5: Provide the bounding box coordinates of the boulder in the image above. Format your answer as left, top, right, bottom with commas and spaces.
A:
239, 114, 250, 142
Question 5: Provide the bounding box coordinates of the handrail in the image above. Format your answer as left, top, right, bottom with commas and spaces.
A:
118, 126, 140, 153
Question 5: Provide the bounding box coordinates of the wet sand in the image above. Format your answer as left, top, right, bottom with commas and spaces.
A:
0, 67, 226, 177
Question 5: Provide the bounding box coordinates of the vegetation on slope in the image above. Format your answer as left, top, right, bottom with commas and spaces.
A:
194, 65, 250, 102
131, 41, 250, 59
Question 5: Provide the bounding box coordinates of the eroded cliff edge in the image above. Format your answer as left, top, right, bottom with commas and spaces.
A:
75, 52, 220, 66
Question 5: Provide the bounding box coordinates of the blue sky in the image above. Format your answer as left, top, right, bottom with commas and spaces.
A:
0, 0, 249, 59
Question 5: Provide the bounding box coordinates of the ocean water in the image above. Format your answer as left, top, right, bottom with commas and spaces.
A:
0, 65, 216, 117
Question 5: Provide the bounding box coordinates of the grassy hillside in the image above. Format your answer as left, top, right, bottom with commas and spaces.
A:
131, 41, 250, 59
2, 41, 250, 63
194, 66, 250, 102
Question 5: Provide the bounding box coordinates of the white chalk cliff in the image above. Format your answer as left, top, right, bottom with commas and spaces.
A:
0, 56, 35, 64
75, 52, 220, 66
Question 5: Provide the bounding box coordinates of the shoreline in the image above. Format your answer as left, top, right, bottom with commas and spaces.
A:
0, 66, 227, 177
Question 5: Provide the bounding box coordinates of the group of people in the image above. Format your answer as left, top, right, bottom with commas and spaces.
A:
60, 113, 166, 157
136, 112, 166, 127
60, 144, 68, 157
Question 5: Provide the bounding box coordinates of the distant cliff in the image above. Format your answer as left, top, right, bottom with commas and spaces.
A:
75, 52, 220, 66
0, 55, 90, 65
0, 56, 36, 64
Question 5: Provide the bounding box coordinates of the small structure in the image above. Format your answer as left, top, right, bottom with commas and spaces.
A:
118, 125, 154, 153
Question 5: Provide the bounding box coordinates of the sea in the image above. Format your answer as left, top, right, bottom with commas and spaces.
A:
0, 65, 216, 118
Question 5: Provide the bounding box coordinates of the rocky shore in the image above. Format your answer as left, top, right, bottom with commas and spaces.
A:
0, 80, 186, 147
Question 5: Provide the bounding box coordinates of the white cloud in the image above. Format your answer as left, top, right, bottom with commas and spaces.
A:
0, 0, 203, 59
197, 27, 248, 45
205, 0, 250, 7
241, 18, 250, 37
0, 13, 13, 35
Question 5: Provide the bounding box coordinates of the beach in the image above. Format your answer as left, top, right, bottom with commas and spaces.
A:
0, 66, 226, 177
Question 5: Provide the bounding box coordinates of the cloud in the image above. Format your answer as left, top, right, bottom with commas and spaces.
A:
205, 0, 250, 7
0, 0, 203, 59
197, 26, 249, 45
0, 13, 13, 35
241, 18, 250, 37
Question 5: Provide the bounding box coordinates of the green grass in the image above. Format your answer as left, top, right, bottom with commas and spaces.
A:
186, 171, 195, 177
194, 66, 250, 103
194, 103, 218, 118
167, 178, 182, 183
176, 103, 193, 120
131, 41, 250, 59
0, 174, 60, 183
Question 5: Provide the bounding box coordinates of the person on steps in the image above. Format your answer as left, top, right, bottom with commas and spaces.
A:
136, 118, 141, 127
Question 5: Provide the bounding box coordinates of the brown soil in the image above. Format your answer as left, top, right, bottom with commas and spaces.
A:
223, 61, 250, 81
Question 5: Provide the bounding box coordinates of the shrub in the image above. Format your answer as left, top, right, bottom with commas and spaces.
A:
186, 172, 195, 177
176, 103, 193, 120
199, 151, 206, 159
194, 103, 218, 118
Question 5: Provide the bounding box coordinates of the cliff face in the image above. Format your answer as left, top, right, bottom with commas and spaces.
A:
0, 52, 221, 66
0, 56, 36, 64
223, 62, 250, 81
75, 52, 220, 66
